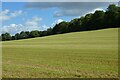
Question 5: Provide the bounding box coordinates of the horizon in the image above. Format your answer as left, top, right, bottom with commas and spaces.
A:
0, 2, 118, 35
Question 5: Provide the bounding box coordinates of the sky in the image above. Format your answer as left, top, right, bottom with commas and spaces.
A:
0, 2, 119, 35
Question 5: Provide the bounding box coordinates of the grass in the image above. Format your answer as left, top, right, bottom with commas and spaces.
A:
2, 28, 118, 78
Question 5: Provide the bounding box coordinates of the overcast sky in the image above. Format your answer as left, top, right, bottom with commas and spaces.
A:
0, 2, 118, 35
2, 0, 120, 2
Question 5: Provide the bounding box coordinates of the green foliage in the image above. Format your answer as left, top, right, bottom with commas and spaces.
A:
46, 28, 53, 35
107, 4, 118, 12
68, 18, 82, 32
30, 30, 40, 38
89, 10, 105, 29
19, 31, 28, 39
15, 33, 21, 40
41, 31, 48, 36
105, 4, 120, 27
1, 33, 11, 41
52, 21, 69, 34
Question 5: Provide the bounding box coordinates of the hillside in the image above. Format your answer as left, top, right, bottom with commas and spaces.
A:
2, 28, 118, 78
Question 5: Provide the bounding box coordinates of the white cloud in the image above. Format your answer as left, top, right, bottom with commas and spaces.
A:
0, 9, 10, 20
56, 19, 64, 24
26, 16, 42, 26
2, 24, 23, 34
25, 16, 42, 31
88, 8, 105, 14
1, 16, 44, 35
0, 9, 23, 21
51, 19, 64, 26
10, 10, 23, 17
42, 25, 49, 30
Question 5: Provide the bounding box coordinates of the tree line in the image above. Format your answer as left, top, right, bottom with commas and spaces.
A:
1, 4, 120, 41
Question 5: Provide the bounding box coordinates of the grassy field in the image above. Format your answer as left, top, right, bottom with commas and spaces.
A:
2, 28, 118, 78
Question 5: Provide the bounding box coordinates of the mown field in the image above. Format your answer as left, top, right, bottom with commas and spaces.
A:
2, 28, 118, 78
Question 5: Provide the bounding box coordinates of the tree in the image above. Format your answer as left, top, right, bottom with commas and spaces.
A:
29, 30, 39, 38
89, 10, 105, 29
41, 31, 48, 36
46, 28, 53, 35
2, 33, 11, 41
52, 21, 69, 34
80, 14, 93, 30
25, 31, 30, 38
107, 4, 118, 12
104, 4, 119, 27
68, 17, 85, 32
0, 35, 2, 41
15, 33, 21, 40
11, 36, 15, 40
117, 6, 120, 26
19, 31, 28, 39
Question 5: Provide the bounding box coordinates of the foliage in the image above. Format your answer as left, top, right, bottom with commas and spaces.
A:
1, 33, 11, 41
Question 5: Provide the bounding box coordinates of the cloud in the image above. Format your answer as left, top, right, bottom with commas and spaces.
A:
10, 10, 23, 17
51, 19, 64, 26
118, 1, 120, 6
1, 17, 64, 35
0, 9, 10, 20
0, 9, 23, 21
1, 16, 46, 35
25, 2, 117, 17
42, 25, 49, 30
25, 16, 42, 31
25, 16, 42, 26
88, 8, 105, 14
3, 0, 120, 2
2, 24, 23, 34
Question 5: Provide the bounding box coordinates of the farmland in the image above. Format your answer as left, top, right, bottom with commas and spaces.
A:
2, 28, 118, 78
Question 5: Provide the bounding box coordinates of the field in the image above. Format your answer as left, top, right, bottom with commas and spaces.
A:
2, 28, 118, 78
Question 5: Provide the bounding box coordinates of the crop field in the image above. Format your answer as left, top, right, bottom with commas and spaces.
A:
2, 28, 118, 78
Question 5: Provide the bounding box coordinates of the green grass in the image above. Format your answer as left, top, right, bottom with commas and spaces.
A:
2, 28, 118, 78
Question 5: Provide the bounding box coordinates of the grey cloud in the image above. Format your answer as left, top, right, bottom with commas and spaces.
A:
26, 2, 109, 9
26, 2, 118, 17
118, 1, 120, 6
3, 0, 120, 2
